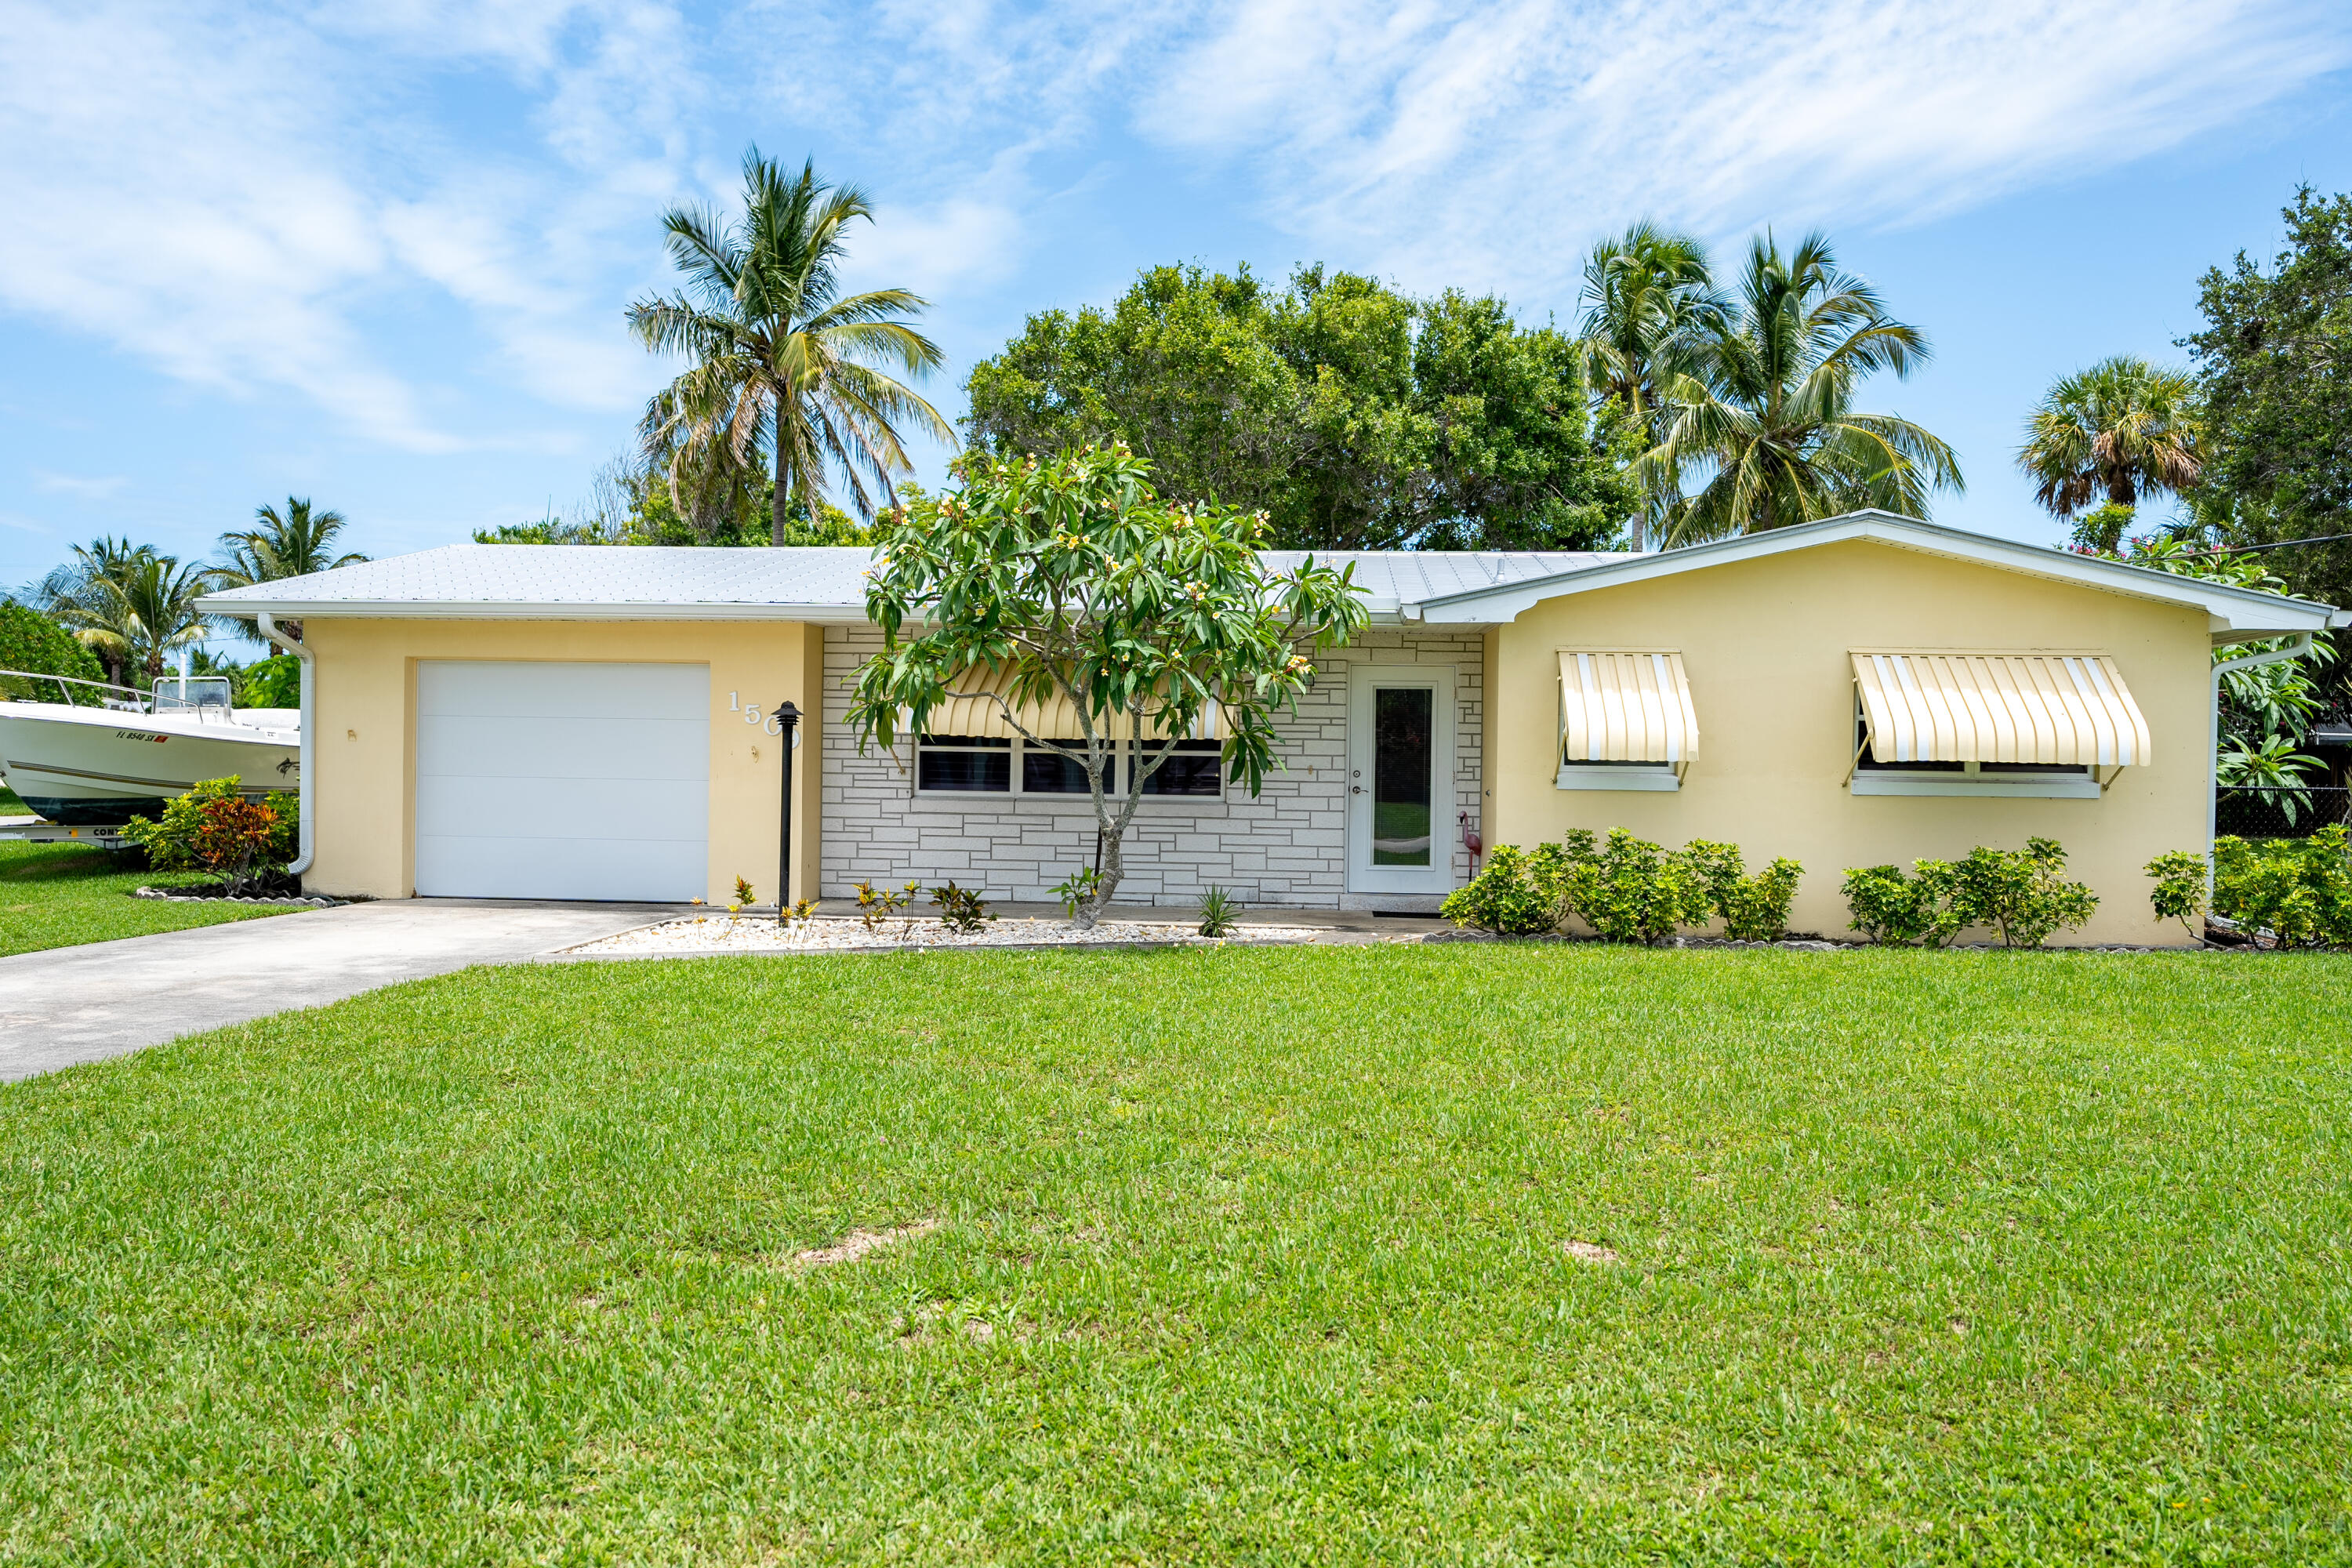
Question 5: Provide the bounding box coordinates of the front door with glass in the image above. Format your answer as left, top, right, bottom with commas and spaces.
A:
1345, 665, 1456, 895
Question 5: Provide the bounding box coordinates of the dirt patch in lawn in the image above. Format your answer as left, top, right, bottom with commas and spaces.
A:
793, 1218, 939, 1269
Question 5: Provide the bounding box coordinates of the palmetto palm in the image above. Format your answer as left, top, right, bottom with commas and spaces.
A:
49, 550, 214, 687
1577, 223, 1722, 550
1643, 234, 1962, 546
212, 496, 368, 643
2016, 355, 2201, 517
628, 147, 952, 546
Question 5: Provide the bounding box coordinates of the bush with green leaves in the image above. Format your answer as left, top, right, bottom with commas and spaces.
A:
2143, 851, 2211, 944
1552, 828, 1712, 946
1842, 839, 2096, 948
1438, 845, 1562, 935
929, 881, 996, 933
123, 776, 297, 893
1839, 862, 1956, 947
1951, 839, 2100, 948
1681, 840, 1806, 941
2210, 828, 2352, 949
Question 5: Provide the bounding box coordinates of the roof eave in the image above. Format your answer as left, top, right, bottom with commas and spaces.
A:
192, 597, 877, 625
1405, 513, 2342, 637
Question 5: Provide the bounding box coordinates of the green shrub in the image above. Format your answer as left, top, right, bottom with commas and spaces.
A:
1439, 845, 1561, 935
930, 880, 996, 933
122, 776, 296, 892
1951, 838, 2099, 948
1555, 828, 1711, 945
1841, 862, 1958, 946
1846, 840, 2096, 949
2211, 827, 2352, 949
1682, 839, 1806, 941
2143, 850, 2210, 944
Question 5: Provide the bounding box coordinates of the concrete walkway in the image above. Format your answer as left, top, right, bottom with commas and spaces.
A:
0, 899, 677, 1082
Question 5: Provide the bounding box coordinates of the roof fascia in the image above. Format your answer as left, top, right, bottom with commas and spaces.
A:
191, 597, 877, 625
1408, 514, 2340, 636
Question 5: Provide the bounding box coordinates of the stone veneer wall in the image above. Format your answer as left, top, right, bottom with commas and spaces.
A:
818, 625, 1486, 909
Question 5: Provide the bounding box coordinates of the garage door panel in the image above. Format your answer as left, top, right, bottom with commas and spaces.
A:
416, 660, 707, 719
414, 660, 710, 901
413, 774, 706, 840
414, 833, 705, 902
416, 714, 710, 781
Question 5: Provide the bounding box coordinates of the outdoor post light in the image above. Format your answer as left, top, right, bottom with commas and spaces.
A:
772, 700, 800, 924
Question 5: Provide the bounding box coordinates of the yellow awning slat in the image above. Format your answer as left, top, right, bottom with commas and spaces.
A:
1558, 650, 1699, 764
926, 666, 1210, 742
1852, 652, 2151, 767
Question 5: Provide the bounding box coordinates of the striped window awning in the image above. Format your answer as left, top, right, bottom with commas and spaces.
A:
924, 665, 1210, 742
1851, 652, 2151, 767
1558, 651, 1700, 764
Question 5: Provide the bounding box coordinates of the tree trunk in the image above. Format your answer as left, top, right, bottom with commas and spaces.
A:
773, 406, 791, 548
2108, 474, 2137, 507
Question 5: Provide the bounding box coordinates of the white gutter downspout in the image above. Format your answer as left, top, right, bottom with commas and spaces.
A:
257, 612, 314, 877
2208, 632, 2314, 867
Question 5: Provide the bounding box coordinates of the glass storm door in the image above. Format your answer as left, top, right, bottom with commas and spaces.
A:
1346, 665, 1456, 895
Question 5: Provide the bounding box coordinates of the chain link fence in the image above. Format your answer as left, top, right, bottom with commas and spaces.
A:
2215, 786, 2352, 840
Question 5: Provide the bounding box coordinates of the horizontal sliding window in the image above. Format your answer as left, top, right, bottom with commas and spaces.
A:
916, 735, 1011, 793
1139, 739, 1224, 797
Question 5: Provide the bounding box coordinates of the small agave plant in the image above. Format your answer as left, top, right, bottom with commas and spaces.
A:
1196, 885, 1240, 938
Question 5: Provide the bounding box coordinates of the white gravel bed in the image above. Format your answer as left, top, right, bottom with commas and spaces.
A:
564, 914, 1332, 956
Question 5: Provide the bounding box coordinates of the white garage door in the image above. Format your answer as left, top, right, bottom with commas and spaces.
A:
415, 661, 709, 901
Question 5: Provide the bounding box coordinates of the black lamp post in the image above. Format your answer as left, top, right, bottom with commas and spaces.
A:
772, 700, 800, 923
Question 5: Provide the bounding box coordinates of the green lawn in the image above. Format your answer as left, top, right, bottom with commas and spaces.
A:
3, 946, 2349, 1563
0, 839, 296, 957
0, 781, 30, 815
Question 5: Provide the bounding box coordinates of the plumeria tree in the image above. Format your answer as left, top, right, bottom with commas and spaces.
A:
846, 445, 1370, 927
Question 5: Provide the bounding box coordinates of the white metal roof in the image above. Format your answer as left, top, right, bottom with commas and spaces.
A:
1407, 511, 2345, 640
197, 543, 1627, 624
194, 515, 2343, 637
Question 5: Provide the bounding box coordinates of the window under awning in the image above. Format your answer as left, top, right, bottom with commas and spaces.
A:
1851, 652, 2151, 768
924, 665, 1211, 742
1557, 650, 1700, 764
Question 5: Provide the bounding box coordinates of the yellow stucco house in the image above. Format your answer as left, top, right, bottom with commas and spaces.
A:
198, 511, 2342, 946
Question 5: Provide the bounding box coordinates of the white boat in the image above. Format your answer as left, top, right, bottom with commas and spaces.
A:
0, 671, 299, 825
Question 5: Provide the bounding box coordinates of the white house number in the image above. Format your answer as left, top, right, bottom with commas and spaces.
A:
728, 691, 800, 746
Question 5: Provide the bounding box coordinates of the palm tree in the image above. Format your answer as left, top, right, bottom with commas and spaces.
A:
48, 550, 214, 688
1642, 233, 1962, 546
211, 496, 368, 643
28, 536, 155, 688
627, 147, 953, 546
1576, 223, 1723, 550
2016, 355, 2201, 520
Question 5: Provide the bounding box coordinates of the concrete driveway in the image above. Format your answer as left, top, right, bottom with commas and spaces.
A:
0, 899, 673, 1082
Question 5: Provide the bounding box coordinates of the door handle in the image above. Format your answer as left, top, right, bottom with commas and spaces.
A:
1351, 785, 1363, 794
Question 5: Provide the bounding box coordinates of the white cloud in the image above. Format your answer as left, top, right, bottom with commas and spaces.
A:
1130, 0, 2352, 292
0, 0, 693, 452
0, 0, 2341, 466
840, 198, 1029, 299
30, 470, 127, 500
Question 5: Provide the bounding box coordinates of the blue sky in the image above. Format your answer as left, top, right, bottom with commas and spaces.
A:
3, 0, 2350, 606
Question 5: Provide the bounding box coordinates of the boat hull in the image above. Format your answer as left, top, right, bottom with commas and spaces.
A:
0, 703, 299, 824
